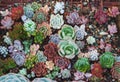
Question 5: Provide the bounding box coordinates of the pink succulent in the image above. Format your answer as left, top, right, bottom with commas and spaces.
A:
30, 44, 40, 55
108, 24, 117, 34
99, 39, 105, 49
105, 43, 112, 52
1, 16, 14, 29
94, 9, 107, 24
74, 71, 85, 80
108, 6, 120, 17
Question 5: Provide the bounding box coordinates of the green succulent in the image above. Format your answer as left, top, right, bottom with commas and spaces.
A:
33, 12, 46, 24
61, 69, 71, 79
100, 52, 115, 68
8, 23, 29, 41
45, 66, 60, 79
59, 24, 75, 40
58, 40, 80, 59
24, 55, 38, 69
34, 31, 45, 44
0, 58, 17, 75
74, 58, 90, 72
31, 2, 42, 11
23, 40, 32, 54
36, 51, 47, 62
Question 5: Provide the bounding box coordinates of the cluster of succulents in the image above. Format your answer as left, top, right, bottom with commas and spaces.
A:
0, 0, 120, 82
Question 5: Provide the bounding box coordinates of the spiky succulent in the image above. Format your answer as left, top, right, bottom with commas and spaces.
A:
100, 52, 114, 68
74, 58, 90, 72
58, 40, 80, 59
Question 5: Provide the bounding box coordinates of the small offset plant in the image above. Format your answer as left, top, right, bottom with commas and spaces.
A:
0, 46, 8, 57
33, 11, 46, 24
0, 73, 29, 82
60, 69, 71, 79
31, 2, 42, 11
74, 58, 90, 72
34, 31, 45, 44
58, 40, 80, 59
59, 24, 75, 40
3, 34, 12, 45
49, 34, 60, 44
100, 52, 114, 68
36, 50, 47, 62
23, 40, 32, 54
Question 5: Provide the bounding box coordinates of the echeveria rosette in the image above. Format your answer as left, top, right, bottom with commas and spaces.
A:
23, 19, 36, 36
100, 52, 115, 68
61, 69, 71, 79
31, 2, 42, 11
33, 11, 46, 24
74, 58, 90, 72
50, 14, 64, 29
94, 9, 107, 24
0, 73, 29, 82
23, 4, 34, 18
49, 34, 60, 44
58, 40, 80, 59
59, 24, 75, 40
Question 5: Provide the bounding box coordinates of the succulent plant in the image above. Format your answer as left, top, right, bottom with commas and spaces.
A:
59, 24, 75, 40
23, 19, 36, 36
74, 58, 90, 72
0, 73, 29, 82
3, 34, 12, 45
54, 1, 65, 14
31, 62, 47, 77
1, 16, 14, 29
61, 69, 71, 79
111, 62, 120, 80
44, 42, 58, 61
108, 6, 120, 17
0, 46, 8, 57
100, 52, 115, 68
74, 71, 85, 80
91, 63, 103, 78
11, 51, 25, 66
31, 2, 42, 11
24, 55, 38, 69
10, 6, 23, 20
8, 40, 23, 53
23, 40, 32, 54
54, 56, 70, 69
34, 31, 45, 44
89, 49, 99, 61
107, 23, 117, 34
66, 11, 81, 25
115, 56, 120, 62
86, 36, 96, 45
94, 9, 107, 24
19, 68, 27, 75
45, 66, 60, 79
0, 9, 10, 16
50, 14, 64, 29
58, 40, 80, 59
75, 41, 85, 49
49, 34, 60, 44
24, 4, 34, 18
33, 11, 46, 24
37, 22, 52, 37
33, 78, 56, 82
30, 44, 39, 55
0, 58, 16, 74
36, 50, 47, 62
74, 25, 87, 40
8, 22, 29, 40
45, 61, 54, 70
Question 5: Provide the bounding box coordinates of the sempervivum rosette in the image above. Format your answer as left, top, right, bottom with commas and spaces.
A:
59, 24, 75, 40
111, 62, 120, 80
50, 14, 64, 29
58, 40, 80, 59
74, 58, 90, 72
0, 73, 29, 82
100, 52, 115, 68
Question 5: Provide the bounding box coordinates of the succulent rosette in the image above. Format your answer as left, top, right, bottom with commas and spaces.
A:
23, 19, 36, 36
86, 36, 96, 45
74, 58, 90, 72
1, 16, 14, 29
59, 24, 75, 40
50, 14, 64, 29
100, 52, 115, 68
108, 6, 120, 17
58, 40, 80, 59
31, 2, 42, 11
0, 73, 29, 82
